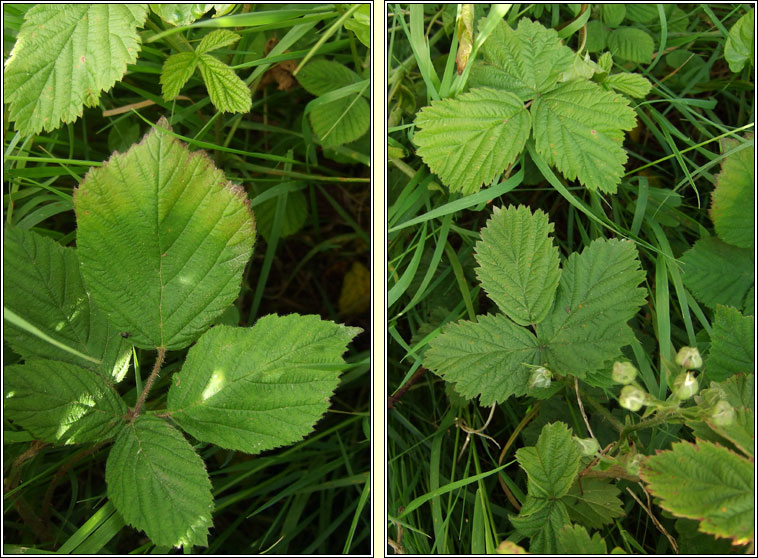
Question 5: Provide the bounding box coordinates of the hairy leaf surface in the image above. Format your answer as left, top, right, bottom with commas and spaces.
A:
106, 416, 213, 547
468, 19, 574, 101
413, 88, 531, 194
197, 54, 252, 113
4, 5, 148, 136
706, 305, 754, 381
167, 315, 361, 453
641, 440, 754, 546
424, 314, 541, 406
680, 236, 753, 310
515, 422, 582, 499
3, 226, 131, 381
74, 118, 256, 351
710, 136, 754, 249
4, 360, 126, 444
475, 205, 560, 326
298, 59, 369, 146
538, 238, 646, 380
532, 80, 637, 193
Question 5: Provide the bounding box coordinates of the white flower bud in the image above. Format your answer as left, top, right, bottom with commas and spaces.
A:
709, 400, 735, 427
529, 366, 552, 389
675, 346, 703, 369
673, 371, 699, 400
574, 436, 600, 456
626, 454, 645, 476
619, 385, 647, 411
612, 361, 637, 384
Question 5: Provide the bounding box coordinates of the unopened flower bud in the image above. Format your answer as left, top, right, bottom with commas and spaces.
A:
574, 436, 600, 456
675, 346, 703, 369
619, 385, 647, 411
709, 400, 735, 427
673, 371, 699, 400
612, 361, 637, 384
529, 366, 552, 389
626, 454, 644, 476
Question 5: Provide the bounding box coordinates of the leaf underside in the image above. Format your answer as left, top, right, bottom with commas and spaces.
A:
423, 313, 540, 406
3, 226, 131, 381
167, 314, 362, 454
641, 440, 754, 546
414, 87, 531, 195
106, 416, 214, 548
532, 79, 637, 193
475, 205, 561, 326
4, 4, 148, 136
4, 360, 127, 444
74, 117, 256, 351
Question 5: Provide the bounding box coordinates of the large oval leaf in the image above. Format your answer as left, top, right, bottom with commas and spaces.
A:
167, 314, 362, 454
74, 118, 256, 351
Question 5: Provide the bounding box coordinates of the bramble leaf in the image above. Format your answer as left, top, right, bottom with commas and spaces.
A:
680, 236, 753, 310
4, 360, 126, 444
641, 440, 754, 546
468, 19, 574, 101
297, 59, 369, 147
3, 226, 131, 382
607, 27, 654, 63
710, 136, 754, 249
167, 315, 361, 454
150, 4, 213, 26
705, 305, 754, 382
510, 496, 569, 554
475, 205, 561, 326
74, 118, 256, 351
106, 416, 213, 548
413, 88, 531, 195
601, 4, 626, 27
424, 314, 541, 406
532, 80, 637, 193
161, 52, 198, 100
3, 5, 148, 137
724, 8, 754, 72
515, 422, 582, 499
603, 72, 653, 99
556, 524, 607, 554
537, 238, 647, 381
197, 54, 252, 113
195, 29, 240, 55
563, 478, 626, 529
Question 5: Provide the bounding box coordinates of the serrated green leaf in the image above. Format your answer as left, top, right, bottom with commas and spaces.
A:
298, 59, 369, 147
744, 286, 754, 315
167, 315, 361, 454
607, 27, 654, 63
4, 5, 148, 136
712, 373, 755, 410
424, 314, 541, 406
724, 8, 754, 72
625, 5, 659, 23
161, 52, 198, 100
474, 205, 561, 326
150, 4, 212, 26
707, 406, 754, 458
710, 136, 754, 249
249, 182, 308, 241
601, 4, 626, 27
532, 80, 637, 193
538, 238, 647, 380
515, 422, 582, 499
706, 305, 754, 382
603, 72, 653, 98
468, 19, 574, 101
74, 118, 255, 351
563, 478, 626, 529
3, 226, 131, 382
413, 88, 531, 195
106, 416, 213, 548
195, 29, 240, 55
4, 360, 126, 444
641, 440, 754, 546
680, 236, 753, 310
510, 496, 570, 554
585, 20, 609, 53
556, 524, 608, 554
197, 54, 251, 113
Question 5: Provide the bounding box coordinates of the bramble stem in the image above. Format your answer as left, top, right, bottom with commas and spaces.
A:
130, 347, 166, 421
